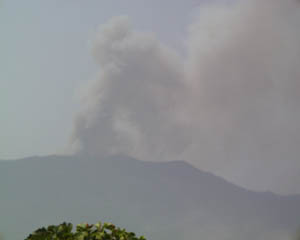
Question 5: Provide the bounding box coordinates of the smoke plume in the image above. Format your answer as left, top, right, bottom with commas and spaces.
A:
69, 0, 300, 194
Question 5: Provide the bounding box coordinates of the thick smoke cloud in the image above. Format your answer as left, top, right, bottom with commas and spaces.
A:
69, 0, 300, 194
69, 16, 189, 161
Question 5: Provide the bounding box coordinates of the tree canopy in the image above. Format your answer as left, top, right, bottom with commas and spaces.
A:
25, 222, 146, 240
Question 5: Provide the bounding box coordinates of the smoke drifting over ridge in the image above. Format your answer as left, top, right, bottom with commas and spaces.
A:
69, 0, 300, 194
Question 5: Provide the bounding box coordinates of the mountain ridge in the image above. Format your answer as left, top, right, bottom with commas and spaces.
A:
4, 154, 298, 198
1, 154, 300, 240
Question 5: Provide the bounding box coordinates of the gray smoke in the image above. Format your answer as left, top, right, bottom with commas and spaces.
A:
69, 16, 188, 161
69, 0, 300, 194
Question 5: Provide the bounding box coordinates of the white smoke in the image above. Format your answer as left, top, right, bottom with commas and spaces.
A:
69, 0, 300, 194
69, 16, 189, 161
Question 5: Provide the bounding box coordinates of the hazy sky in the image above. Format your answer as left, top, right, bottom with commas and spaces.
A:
1, 0, 300, 195
0, 0, 204, 159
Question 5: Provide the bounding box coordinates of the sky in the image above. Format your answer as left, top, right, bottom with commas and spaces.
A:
0, 0, 202, 159
1, 0, 300, 195
0, 0, 206, 159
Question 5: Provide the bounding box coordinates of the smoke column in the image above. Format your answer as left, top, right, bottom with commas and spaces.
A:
69, 0, 300, 194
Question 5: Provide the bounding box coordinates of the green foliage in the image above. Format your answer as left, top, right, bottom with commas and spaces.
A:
25, 222, 146, 240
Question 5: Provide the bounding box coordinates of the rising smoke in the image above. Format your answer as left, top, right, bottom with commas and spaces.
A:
68, 0, 300, 194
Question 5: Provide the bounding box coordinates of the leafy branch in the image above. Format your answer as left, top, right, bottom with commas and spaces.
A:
25, 222, 146, 240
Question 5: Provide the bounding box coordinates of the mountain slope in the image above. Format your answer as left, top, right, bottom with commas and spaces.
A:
1, 155, 300, 240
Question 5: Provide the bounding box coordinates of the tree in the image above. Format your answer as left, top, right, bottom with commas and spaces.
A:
25, 222, 146, 240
